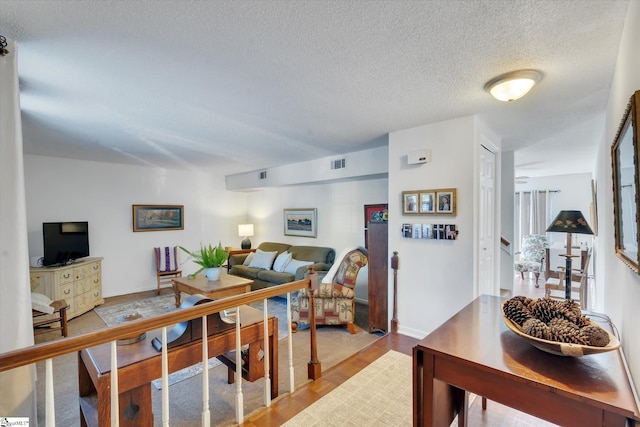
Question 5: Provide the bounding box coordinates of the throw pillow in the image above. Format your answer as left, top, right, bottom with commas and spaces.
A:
242, 252, 256, 266
248, 249, 278, 270
31, 292, 54, 314
272, 251, 293, 272
283, 258, 313, 275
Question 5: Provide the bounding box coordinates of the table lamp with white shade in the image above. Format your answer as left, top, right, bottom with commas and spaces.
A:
238, 224, 254, 249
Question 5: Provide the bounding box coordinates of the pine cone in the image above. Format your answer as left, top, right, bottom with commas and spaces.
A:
522, 318, 551, 340
514, 295, 536, 311
573, 313, 591, 328
549, 318, 587, 344
559, 299, 582, 318
579, 325, 610, 347
531, 298, 562, 324
503, 298, 533, 326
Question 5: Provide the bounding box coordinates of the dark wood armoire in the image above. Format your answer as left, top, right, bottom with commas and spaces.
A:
366, 221, 388, 333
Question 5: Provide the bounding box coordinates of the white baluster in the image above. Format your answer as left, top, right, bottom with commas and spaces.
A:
45, 358, 55, 427
287, 292, 295, 392
263, 299, 271, 407
161, 326, 169, 426
235, 306, 244, 423
202, 315, 210, 427
110, 341, 119, 427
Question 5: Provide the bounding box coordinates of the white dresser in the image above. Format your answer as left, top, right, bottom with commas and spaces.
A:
30, 257, 104, 320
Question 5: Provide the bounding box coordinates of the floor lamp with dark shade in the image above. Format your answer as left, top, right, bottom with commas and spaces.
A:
546, 210, 594, 300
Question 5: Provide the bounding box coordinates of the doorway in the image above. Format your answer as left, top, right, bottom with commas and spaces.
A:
478, 146, 497, 296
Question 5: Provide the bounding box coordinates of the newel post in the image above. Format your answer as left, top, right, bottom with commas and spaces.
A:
305, 266, 321, 379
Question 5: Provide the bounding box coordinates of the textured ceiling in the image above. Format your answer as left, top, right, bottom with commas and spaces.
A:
0, 0, 629, 177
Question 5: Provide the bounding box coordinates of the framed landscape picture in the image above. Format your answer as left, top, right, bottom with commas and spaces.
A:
284, 208, 317, 238
132, 204, 184, 232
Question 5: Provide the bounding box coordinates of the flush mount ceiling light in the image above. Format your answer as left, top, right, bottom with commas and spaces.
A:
484, 70, 542, 102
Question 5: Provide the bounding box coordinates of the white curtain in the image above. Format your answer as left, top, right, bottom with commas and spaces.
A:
514, 190, 558, 253
0, 38, 37, 422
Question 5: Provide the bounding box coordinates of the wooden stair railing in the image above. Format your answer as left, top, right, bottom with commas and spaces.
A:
0, 279, 314, 426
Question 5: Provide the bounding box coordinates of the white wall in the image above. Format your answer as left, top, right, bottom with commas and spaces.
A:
24, 155, 248, 297
388, 116, 478, 338
595, 0, 640, 385
245, 177, 389, 301
24, 154, 388, 299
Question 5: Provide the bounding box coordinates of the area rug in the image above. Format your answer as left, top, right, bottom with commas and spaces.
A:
282, 350, 412, 426
94, 293, 291, 389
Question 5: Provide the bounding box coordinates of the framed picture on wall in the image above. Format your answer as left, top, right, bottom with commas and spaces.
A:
402, 192, 419, 214
436, 189, 457, 215
419, 192, 435, 214
132, 204, 184, 232
284, 208, 317, 238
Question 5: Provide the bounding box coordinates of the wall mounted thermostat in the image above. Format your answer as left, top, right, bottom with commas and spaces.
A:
408, 149, 432, 165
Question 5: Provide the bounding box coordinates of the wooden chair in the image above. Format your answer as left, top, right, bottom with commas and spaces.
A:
545, 245, 589, 282
154, 246, 182, 295
544, 248, 592, 309
32, 299, 69, 337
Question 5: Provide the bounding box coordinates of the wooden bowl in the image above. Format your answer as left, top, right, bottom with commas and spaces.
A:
503, 315, 620, 357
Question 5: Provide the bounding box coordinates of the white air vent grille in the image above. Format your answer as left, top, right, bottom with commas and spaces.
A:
259, 171, 267, 180
331, 158, 346, 170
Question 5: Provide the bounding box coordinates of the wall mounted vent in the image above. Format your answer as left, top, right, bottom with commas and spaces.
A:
331, 158, 346, 170
259, 171, 267, 180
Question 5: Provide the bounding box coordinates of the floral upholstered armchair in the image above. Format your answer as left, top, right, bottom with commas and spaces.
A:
291, 247, 368, 334
514, 234, 548, 287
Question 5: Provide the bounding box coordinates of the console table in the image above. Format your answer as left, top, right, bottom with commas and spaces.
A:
413, 295, 640, 427
78, 305, 278, 427
30, 257, 104, 320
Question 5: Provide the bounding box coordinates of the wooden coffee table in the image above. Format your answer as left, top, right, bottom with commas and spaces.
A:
172, 273, 253, 307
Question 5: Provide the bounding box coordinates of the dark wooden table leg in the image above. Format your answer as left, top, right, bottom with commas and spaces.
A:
455, 388, 468, 427
172, 281, 181, 307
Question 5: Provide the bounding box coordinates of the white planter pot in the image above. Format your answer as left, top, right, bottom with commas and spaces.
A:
205, 267, 221, 281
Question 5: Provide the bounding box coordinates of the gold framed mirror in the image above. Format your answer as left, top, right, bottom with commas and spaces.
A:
612, 90, 640, 274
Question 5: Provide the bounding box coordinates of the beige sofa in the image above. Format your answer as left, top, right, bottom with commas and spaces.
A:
228, 242, 335, 291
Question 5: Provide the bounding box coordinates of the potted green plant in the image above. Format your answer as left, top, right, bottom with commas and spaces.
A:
179, 242, 228, 281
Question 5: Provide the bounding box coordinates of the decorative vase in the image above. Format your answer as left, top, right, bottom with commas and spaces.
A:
205, 267, 221, 281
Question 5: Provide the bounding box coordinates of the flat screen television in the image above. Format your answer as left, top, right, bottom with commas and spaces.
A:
43, 221, 90, 267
